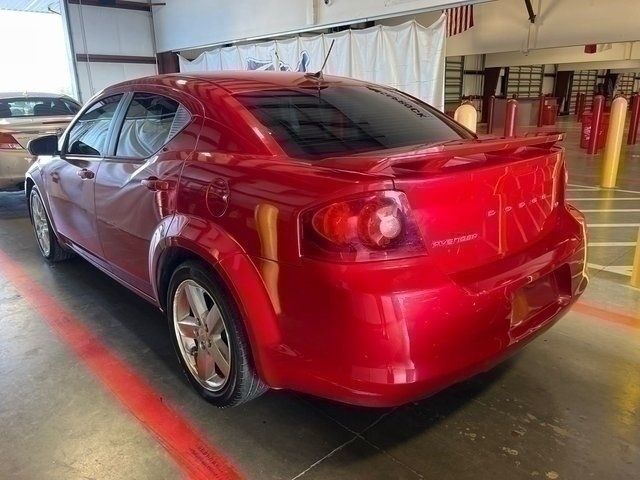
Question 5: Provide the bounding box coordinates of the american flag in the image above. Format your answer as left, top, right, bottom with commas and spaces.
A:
445, 5, 475, 37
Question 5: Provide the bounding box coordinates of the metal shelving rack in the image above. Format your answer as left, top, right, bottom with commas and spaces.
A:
505, 65, 544, 98
569, 70, 598, 113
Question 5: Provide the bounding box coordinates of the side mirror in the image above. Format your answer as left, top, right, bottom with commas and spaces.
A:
28, 134, 59, 156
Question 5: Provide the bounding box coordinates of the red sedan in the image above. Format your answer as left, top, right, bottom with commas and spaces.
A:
26, 72, 588, 407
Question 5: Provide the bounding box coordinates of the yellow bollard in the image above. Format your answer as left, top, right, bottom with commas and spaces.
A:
631, 228, 640, 288
601, 96, 628, 188
454, 102, 478, 133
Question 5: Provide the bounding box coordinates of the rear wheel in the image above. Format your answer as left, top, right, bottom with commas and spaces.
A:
29, 188, 74, 262
167, 261, 267, 407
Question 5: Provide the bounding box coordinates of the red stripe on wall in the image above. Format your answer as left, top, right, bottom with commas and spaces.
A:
0, 250, 242, 480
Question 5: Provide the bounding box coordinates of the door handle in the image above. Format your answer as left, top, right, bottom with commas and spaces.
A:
141, 176, 170, 191
76, 168, 94, 180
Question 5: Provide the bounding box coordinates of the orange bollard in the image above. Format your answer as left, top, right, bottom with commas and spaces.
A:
504, 99, 518, 138
486, 95, 495, 134
255, 203, 282, 314
628, 93, 640, 145
587, 95, 605, 154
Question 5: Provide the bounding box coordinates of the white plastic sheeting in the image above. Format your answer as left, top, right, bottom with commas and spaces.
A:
178, 16, 446, 111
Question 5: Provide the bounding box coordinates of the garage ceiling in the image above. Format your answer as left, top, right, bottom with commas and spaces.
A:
0, 0, 59, 13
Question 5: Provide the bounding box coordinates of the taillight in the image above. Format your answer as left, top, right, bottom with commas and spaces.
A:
301, 191, 425, 261
0, 133, 20, 150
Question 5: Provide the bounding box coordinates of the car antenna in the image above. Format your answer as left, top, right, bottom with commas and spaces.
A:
305, 39, 335, 81
274, 50, 281, 71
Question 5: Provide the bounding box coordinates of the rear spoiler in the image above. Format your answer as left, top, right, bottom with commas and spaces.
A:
318, 133, 565, 174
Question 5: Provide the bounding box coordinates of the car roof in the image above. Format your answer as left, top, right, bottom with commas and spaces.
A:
104, 71, 371, 95
0, 92, 79, 101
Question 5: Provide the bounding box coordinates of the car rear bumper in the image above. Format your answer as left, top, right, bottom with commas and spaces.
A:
232, 205, 588, 407
0, 149, 32, 189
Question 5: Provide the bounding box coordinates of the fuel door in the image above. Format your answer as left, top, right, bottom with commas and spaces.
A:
206, 177, 230, 217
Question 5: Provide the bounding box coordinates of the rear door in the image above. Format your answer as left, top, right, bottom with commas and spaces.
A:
45, 94, 124, 257
94, 91, 197, 297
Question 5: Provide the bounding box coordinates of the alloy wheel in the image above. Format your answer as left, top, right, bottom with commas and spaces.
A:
30, 192, 51, 257
172, 279, 231, 391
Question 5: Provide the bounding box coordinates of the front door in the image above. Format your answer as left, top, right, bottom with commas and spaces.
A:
45, 94, 123, 257
94, 92, 196, 297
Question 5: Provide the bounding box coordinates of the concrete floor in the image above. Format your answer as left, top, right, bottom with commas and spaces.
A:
0, 117, 638, 480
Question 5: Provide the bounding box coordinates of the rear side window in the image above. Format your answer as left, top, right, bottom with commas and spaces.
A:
67, 95, 123, 156
115, 93, 191, 158
235, 85, 469, 160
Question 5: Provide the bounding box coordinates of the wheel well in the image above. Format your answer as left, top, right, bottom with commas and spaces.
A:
157, 247, 197, 311
25, 178, 34, 198
157, 247, 230, 312
24, 178, 35, 215
156, 246, 269, 385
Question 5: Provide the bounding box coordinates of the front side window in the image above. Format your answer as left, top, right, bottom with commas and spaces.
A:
66, 95, 123, 156
0, 96, 81, 118
115, 93, 190, 158
235, 85, 471, 160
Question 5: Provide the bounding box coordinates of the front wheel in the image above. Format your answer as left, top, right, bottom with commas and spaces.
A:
29, 188, 74, 262
167, 261, 267, 407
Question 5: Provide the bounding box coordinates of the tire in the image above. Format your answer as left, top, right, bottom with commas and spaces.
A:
167, 260, 267, 407
29, 188, 74, 263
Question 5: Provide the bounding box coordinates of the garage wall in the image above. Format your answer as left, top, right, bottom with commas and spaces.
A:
151, 0, 482, 53
63, 0, 157, 102
74, 62, 156, 101
462, 54, 484, 98
542, 64, 556, 95
485, 43, 640, 68
382, 0, 640, 56
558, 61, 640, 72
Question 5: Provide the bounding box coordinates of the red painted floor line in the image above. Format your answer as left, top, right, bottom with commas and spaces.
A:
573, 301, 640, 330
0, 250, 242, 480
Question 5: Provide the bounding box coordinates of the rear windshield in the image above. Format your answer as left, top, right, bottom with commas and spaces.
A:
0, 97, 81, 118
235, 85, 470, 160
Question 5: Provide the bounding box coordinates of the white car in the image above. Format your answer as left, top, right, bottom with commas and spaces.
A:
0, 92, 80, 190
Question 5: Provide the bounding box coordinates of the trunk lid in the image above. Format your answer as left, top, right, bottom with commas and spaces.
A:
0, 115, 73, 149
318, 134, 565, 274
